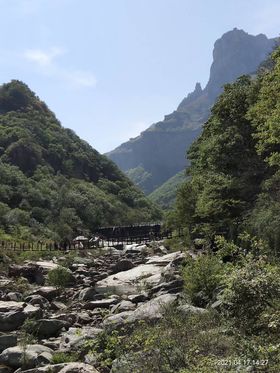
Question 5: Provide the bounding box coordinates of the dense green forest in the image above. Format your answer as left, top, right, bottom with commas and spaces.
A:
173, 48, 280, 250
146, 48, 280, 371
148, 170, 186, 209
0, 81, 161, 241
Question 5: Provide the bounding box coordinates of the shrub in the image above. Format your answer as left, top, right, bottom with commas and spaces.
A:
47, 266, 73, 287
85, 330, 122, 370
52, 352, 80, 364
182, 254, 226, 307
112, 308, 236, 373
219, 256, 280, 334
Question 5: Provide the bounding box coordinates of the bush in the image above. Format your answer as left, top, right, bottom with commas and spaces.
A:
47, 266, 74, 288
112, 308, 236, 373
52, 352, 80, 364
219, 256, 280, 334
182, 254, 226, 307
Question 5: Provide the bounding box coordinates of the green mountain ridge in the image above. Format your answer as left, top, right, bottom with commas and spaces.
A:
148, 170, 186, 209
0, 80, 161, 240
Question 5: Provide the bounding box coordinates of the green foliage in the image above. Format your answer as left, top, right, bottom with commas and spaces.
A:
111, 308, 237, 373
148, 171, 186, 209
47, 266, 73, 288
173, 48, 280, 255
51, 352, 80, 364
219, 256, 280, 334
126, 166, 153, 194
182, 254, 226, 307
0, 80, 161, 240
85, 330, 122, 370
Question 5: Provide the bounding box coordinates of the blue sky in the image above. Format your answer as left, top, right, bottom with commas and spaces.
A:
0, 0, 279, 153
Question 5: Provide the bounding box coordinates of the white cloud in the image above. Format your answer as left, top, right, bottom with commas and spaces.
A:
23, 47, 64, 67
22, 47, 97, 88
63, 70, 97, 88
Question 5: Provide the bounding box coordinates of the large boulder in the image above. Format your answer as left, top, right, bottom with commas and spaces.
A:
111, 260, 134, 274
0, 312, 26, 332
83, 299, 118, 310
0, 302, 42, 332
103, 293, 178, 330
31, 287, 60, 302
8, 264, 44, 285
95, 264, 163, 296
0, 344, 53, 369
59, 363, 99, 373
0, 365, 12, 373
19, 363, 100, 373
0, 335, 17, 353
95, 252, 185, 296
0, 302, 24, 313
59, 327, 102, 351
77, 288, 96, 302
25, 295, 50, 309
145, 252, 185, 266
111, 300, 136, 313
177, 304, 207, 315
36, 319, 70, 339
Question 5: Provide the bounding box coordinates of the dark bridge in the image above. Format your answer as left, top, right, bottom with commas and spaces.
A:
93, 223, 173, 244
0, 223, 179, 252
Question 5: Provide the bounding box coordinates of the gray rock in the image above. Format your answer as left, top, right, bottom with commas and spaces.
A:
78, 288, 96, 302
177, 304, 207, 315
0, 302, 41, 332
0, 302, 24, 313
104, 293, 178, 330
145, 252, 185, 266
32, 287, 59, 302
0, 345, 53, 369
111, 260, 134, 274
23, 305, 43, 319
59, 327, 102, 351
59, 363, 99, 373
123, 244, 149, 254
148, 278, 184, 296
127, 293, 149, 304
0, 365, 12, 373
25, 295, 49, 309
8, 264, 44, 285
83, 299, 118, 310
6, 293, 22, 302
19, 362, 100, 373
36, 319, 69, 338
111, 301, 136, 313
95, 264, 164, 296
51, 302, 67, 311
0, 278, 13, 291
0, 335, 17, 353
0, 311, 26, 332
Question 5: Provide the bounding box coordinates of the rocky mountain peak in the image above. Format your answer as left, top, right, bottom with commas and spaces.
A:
107, 29, 277, 194
177, 82, 203, 111
205, 28, 275, 98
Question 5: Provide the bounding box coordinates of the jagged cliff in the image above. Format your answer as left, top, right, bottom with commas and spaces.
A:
107, 29, 276, 194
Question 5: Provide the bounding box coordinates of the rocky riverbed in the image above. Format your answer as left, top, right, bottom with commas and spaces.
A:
0, 243, 202, 373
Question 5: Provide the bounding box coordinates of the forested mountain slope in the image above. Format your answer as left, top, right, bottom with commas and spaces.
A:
108, 29, 276, 194
0, 81, 161, 240
174, 47, 280, 251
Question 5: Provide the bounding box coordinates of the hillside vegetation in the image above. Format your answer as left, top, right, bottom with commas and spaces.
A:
148, 170, 186, 209
0, 81, 161, 241
133, 47, 280, 373
173, 47, 280, 248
